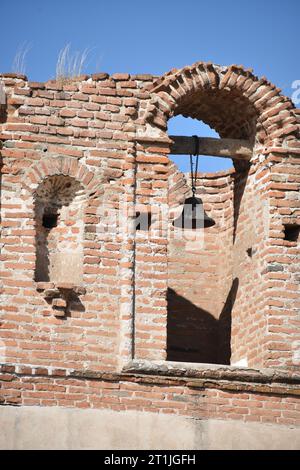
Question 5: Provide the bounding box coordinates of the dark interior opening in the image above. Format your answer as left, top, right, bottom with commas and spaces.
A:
135, 211, 152, 231
42, 212, 58, 229
167, 278, 239, 365
284, 224, 300, 242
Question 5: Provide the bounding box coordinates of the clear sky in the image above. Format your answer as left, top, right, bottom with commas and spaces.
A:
1, 0, 299, 172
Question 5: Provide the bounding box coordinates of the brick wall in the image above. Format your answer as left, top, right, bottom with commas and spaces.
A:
0, 62, 299, 437
0, 72, 151, 370
1, 362, 300, 428
265, 151, 300, 367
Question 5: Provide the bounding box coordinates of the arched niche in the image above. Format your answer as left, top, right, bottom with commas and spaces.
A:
34, 175, 86, 285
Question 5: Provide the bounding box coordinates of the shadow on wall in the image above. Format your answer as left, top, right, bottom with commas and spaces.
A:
167, 278, 239, 365
233, 165, 250, 243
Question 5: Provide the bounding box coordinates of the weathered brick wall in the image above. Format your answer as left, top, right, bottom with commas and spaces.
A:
230, 163, 269, 367
0, 72, 153, 370
231, 152, 300, 369
265, 151, 300, 367
0, 62, 299, 440
1, 362, 300, 428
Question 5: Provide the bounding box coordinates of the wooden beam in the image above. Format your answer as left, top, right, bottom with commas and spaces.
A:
169, 136, 252, 160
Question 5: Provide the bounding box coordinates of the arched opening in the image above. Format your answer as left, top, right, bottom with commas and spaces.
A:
138, 62, 298, 367
168, 115, 234, 173
162, 71, 257, 365
34, 175, 85, 285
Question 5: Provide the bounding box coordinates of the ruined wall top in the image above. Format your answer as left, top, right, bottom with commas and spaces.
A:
1, 62, 299, 155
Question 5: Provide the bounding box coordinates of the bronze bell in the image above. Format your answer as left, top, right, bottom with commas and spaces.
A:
172, 196, 215, 229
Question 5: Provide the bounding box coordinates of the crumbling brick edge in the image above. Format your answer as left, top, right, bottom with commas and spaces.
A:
1, 360, 300, 398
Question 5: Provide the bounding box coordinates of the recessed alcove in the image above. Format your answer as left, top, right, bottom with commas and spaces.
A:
34, 175, 85, 286
284, 224, 300, 242
167, 162, 237, 365
135, 211, 152, 231
42, 212, 58, 229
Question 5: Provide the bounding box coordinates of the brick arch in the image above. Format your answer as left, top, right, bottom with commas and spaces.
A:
23, 156, 104, 196
142, 62, 299, 147
23, 156, 106, 289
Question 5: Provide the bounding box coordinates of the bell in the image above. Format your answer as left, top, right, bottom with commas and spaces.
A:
172, 196, 215, 229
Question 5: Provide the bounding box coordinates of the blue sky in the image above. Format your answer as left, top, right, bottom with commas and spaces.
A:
1, 0, 299, 172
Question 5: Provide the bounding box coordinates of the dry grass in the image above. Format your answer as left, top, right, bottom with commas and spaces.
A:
55, 44, 91, 82
12, 42, 32, 75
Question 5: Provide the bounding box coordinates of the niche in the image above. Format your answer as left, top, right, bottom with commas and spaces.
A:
42, 212, 58, 229
135, 211, 152, 231
34, 175, 85, 285
284, 224, 300, 242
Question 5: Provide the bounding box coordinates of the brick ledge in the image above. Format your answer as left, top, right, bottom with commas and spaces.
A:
124, 359, 300, 385
1, 361, 300, 397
